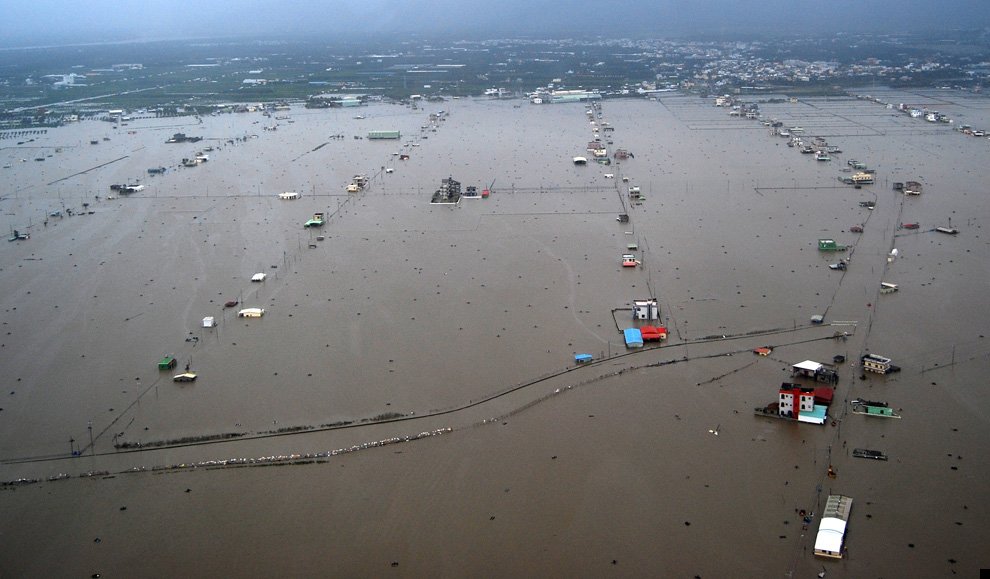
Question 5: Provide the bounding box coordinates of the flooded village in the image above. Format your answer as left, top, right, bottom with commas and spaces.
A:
1, 73, 990, 576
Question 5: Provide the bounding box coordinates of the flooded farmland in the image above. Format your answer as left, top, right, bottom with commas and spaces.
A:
1, 91, 989, 577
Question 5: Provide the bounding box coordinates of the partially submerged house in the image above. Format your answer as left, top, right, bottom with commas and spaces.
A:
623, 328, 643, 348
367, 130, 401, 140
792, 360, 839, 384
756, 383, 829, 425
814, 495, 853, 559
862, 353, 898, 374
633, 299, 659, 320
640, 326, 667, 341
430, 177, 461, 204
818, 239, 847, 251
778, 384, 827, 424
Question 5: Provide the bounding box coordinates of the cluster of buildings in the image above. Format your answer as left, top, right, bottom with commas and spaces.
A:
754, 359, 840, 425
622, 299, 668, 348
6, 33, 989, 129
753, 350, 902, 561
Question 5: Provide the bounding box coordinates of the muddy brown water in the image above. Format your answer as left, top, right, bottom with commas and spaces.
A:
0, 91, 988, 576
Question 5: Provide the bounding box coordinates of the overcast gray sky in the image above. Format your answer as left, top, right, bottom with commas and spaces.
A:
1, 0, 988, 46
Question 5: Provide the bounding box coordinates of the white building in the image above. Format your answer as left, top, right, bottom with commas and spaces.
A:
778, 385, 815, 417
862, 353, 893, 374
814, 495, 853, 559
633, 299, 659, 320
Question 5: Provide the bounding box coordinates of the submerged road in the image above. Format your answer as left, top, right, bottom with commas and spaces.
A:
0, 323, 847, 481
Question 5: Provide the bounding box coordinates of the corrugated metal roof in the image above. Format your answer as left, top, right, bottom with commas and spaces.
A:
794, 360, 823, 372
623, 328, 643, 347
814, 495, 853, 558
798, 405, 827, 424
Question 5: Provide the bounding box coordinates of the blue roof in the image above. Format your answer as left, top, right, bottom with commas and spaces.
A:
799, 405, 828, 424
623, 328, 643, 347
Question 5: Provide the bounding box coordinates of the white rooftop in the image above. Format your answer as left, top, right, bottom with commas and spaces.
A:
814, 518, 848, 554
794, 360, 823, 372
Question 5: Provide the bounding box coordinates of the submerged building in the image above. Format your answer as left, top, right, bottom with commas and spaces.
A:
368, 130, 401, 140
430, 177, 461, 204
814, 495, 853, 559
531, 89, 602, 104
633, 299, 659, 320
774, 384, 828, 425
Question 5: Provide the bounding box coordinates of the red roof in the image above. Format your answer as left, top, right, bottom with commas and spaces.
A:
641, 326, 660, 340
813, 387, 834, 405
640, 326, 667, 341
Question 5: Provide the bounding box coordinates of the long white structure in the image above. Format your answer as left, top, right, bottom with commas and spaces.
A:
814, 495, 853, 559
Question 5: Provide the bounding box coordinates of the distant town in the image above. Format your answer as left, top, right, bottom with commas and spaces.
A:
1, 30, 988, 126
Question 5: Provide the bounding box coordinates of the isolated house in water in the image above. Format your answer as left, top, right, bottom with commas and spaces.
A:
633, 299, 659, 320
640, 326, 667, 341
431, 176, 461, 204
623, 328, 644, 348
778, 383, 827, 424
814, 495, 853, 559
861, 353, 895, 374
792, 360, 839, 384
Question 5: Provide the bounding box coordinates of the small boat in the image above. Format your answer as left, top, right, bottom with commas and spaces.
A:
901, 222, 920, 230
852, 448, 888, 461
224, 300, 239, 308
936, 226, 959, 235
850, 225, 864, 233
574, 353, 593, 364
173, 372, 197, 383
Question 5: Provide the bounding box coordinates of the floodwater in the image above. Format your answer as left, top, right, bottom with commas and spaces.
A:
1, 91, 988, 577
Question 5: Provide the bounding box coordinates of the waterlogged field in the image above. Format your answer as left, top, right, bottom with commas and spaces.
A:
1, 91, 989, 577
